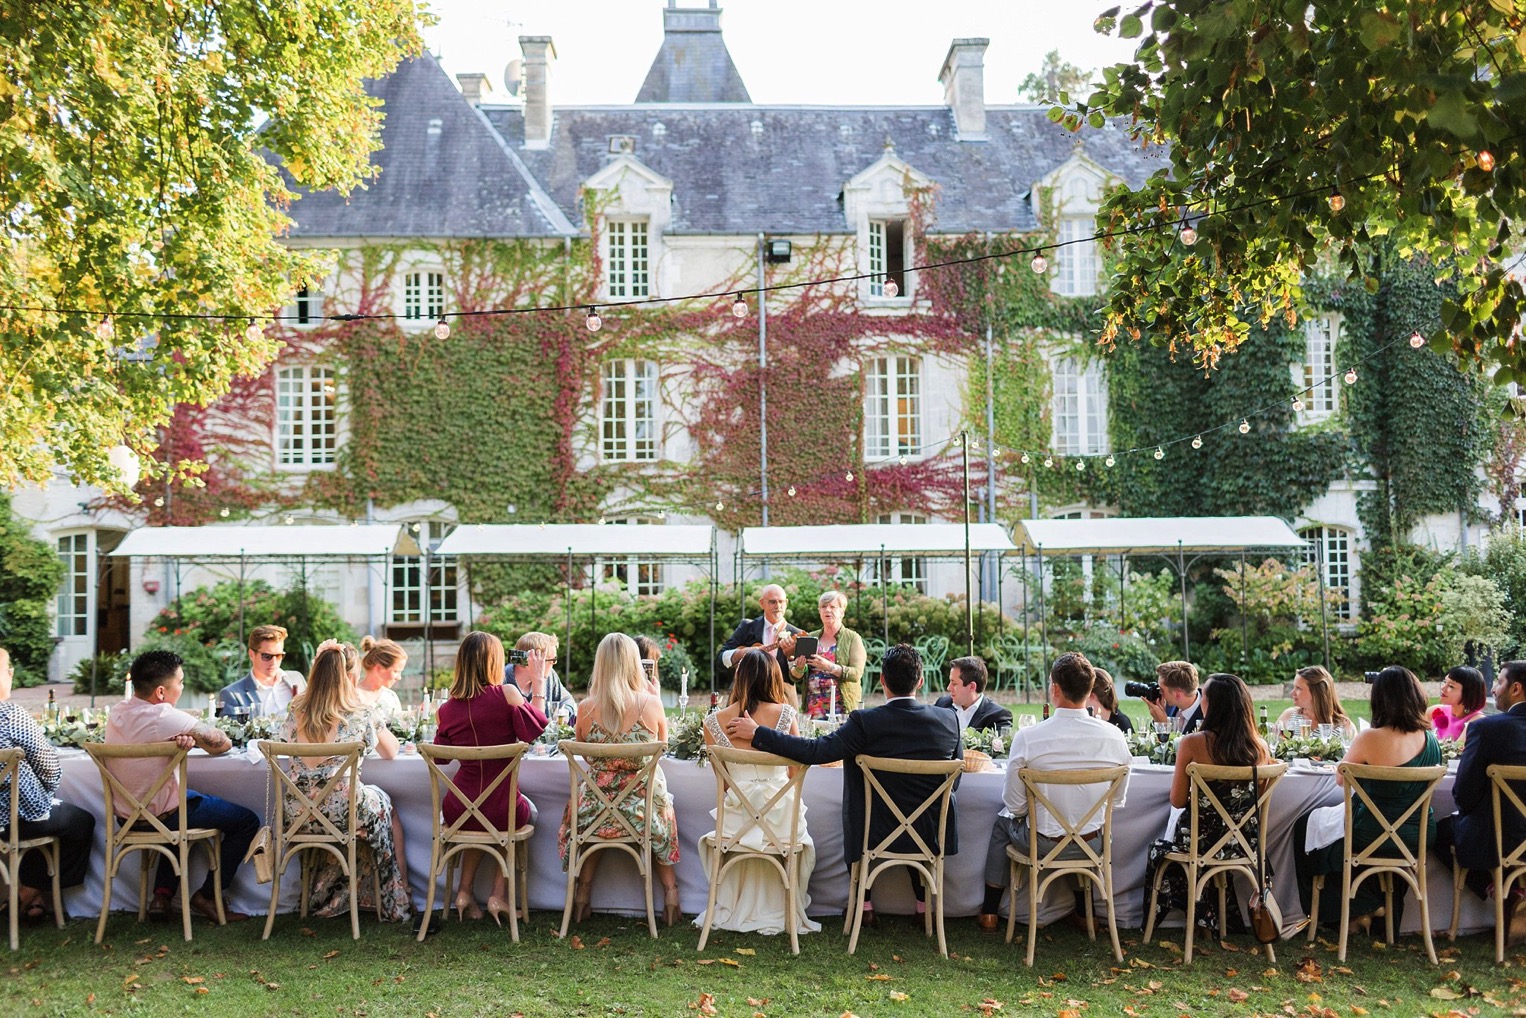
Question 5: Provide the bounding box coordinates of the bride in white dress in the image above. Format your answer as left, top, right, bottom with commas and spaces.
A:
694, 649, 820, 936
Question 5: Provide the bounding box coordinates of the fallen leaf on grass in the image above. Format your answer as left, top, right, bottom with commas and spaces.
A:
1058, 1010, 1081, 1018
596, 937, 611, 948
747, 999, 769, 1007
1350, 1008, 1368, 1015
322, 950, 340, 960
194, 987, 209, 995
300, 928, 316, 937
1430, 988, 1464, 1000
731, 947, 755, 957
866, 973, 892, 981
1296, 958, 1324, 983
976, 999, 1004, 1014
569, 936, 585, 950
182, 976, 204, 985
263, 982, 280, 991
689, 992, 718, 1015
718, 958, 741, 967
1227, 989, 1249, 1003
1129, 958, 1155, 969
121, 974, 139, 988
889, 991, 908, 1001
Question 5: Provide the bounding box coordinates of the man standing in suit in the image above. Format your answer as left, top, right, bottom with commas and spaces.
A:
716, 584, 803, 684
1145, 660, 1203, 734
728, 643, 962, 922
935, 656, 1012, 737
216, 624, 306, 718
1435, 659, 1526, 944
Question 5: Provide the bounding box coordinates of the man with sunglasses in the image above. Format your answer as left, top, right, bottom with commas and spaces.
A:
217, 624, 306, 718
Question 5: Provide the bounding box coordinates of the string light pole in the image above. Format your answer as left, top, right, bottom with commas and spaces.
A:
961, 430, 975, 657
756, 233, 770, 528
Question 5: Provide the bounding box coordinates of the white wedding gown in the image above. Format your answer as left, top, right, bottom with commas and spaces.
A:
693, 705, 821, 936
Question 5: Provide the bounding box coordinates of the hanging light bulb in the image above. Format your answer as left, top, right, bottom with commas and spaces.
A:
245, 320, 263, 342
1292, 394, 1306, 413
714, 499, 725, 512
1104, 455, 1115, 468
882, 277, 899, 298
94, 317, 115, 341
152, 496, 165, 508
597, 516, 606, 525
1075, 459, 1085, 471
731, 293, 748, 318
845, 471, 854, 482
1030, 251, 1048, 274
657, 509, 666, 520
1191, 435, 1203, 449
1020, 452, 1031, 465
1409, 331, 1425, 349
1328, 188, 1345, 213
433, 317, 451, 339
1153, 446, 1165, 460
539, 521, 546, 530
1042, 456, 1054, 469
897, 454, 908, 465
1344, 367, 1358, 385
1179, 223, 1198, 246
106, 445, 141, 488
585, 306, 602, 332
1238, 418, 1251, 434
283, 514, 295, 525
219, 507, 230, 518
1478, 149, 1496, 172
787, 485, 797, 497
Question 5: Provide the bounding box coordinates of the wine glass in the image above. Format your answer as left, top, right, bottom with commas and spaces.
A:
1152, 721, 1172, 763
1018, 714, 1036, 731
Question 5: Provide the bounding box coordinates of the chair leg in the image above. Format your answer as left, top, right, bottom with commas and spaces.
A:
179, 842, 193, 942
96, 846, 116, 945
1102, 866, 1124, 963
558, 851, 578, 940
348, 844, 361, 941
1308, 876, 1322, 943
1417, 872, 1438, 966
1142, 861, 1164, 943
1182, 866, 1198, 966
7, 856, 18, 952
262, 847, 282, 941
642, 852, 657, 940
1216, 875, 1228, 947
846, 861, 870, 955
1025, 865, 1040, 968
49, 843, 66, 929
1337, 868, 1352, 963
842, 860, 858, 936
1498, 869, 1508, 965
1383, 875, 1396, 944
209, 839, 226, 925
785, 861, 800, 957
696, 842, 720, 953
932, 861, 947, 960
1449, 860, 1462, 943
507, 845, 522, 944
1005, 857, 1019, 944
137, 851, 150, 923
418, 843, 441, 944
1083, 880, 1096, 941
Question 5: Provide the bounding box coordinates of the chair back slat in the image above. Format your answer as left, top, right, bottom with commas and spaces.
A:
856, 754, 962, 861
84, 743, 191, 843
259, 741, 365, 846
420, 742, 530, 846
1489, 764, 1526, 871
558, 740, 666, 847
1337, 763, 1447, 868
1019, 765, 1129, 868
1184, 761, 1287, 862
707, 746, 808, 857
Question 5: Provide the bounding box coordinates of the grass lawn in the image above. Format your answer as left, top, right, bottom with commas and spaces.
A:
5, 906, 1521, 1017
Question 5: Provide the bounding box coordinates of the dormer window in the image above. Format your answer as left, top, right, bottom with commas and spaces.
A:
868, 219, 907, 299
606, 219, 650, 298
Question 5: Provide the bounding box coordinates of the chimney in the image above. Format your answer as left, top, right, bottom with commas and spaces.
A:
938, 38, 989, 141
519, 35, 556, 149
456, 72, 492, 105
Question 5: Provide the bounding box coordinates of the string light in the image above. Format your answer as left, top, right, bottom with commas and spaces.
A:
1292, 394, 1305, 413
1191, 435, 1203, 449
1043, 456, 1053, 469
1030, 251, 1048, 274
1344, 367, 1358, 385
1478, 150, 1496, 172
152, 496, 165, 508
1020, 452, 1031, 465
433, 318, 451, 339
94, 317, 115, 341
897, 454, 908, 465
597, 516, 606, 525
245, 320, 263, 342
585, 306, 602, 332
1179, 223, 1198, 246
845, 471, 854, 482
1104, 455, 1115, 467
731, 293, 748, 318
1328, 188, 1345, 213
283, 514, 295, 525
882, 277, 900, 298
1154, 446, 1165, 460
219, 507, 230, 518
715, 499, 725, 511
1075, 459, 1085, 471
1409, 331, 1425, 349
1238, 418, 1251, 434
787, 485, 797, 497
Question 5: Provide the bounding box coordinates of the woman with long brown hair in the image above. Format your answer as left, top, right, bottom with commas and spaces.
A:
355, 635, 407, 718
434, 631, 548, 923
1276, 665, 1356, 738
277, 640, 412, 923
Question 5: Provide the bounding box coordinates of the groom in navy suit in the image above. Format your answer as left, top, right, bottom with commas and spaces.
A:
1436, 659, 1526, 944
728, 642, 962, 919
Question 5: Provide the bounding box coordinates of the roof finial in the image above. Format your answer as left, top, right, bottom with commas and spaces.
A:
884, 134, 896, 153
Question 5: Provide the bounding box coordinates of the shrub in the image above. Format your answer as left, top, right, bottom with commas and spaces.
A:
147, 578, 356, 675
1058, 623, 1159, 685
1462, 524, 1526, 657
68, 651, 131, 697
0, 494, 66, 685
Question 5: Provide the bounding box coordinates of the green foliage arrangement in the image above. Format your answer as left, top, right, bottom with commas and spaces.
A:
1461, 524, 1526, 658
68, 651, 131, 697
665, 711, 708, 764
1059, 623, 1160, 685
148, 578, 356, 678
0, 494, 66, 686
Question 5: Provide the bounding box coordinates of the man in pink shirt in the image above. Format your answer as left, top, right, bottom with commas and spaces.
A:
105, 650, 258, 921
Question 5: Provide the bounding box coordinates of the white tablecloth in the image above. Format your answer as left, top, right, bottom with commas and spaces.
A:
52, 751, 1490, 934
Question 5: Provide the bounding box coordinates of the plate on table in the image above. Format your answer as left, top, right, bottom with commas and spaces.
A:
1132, 761, 1175, 773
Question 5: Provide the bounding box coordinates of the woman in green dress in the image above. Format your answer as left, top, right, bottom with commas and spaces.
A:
789, 590, 865, 717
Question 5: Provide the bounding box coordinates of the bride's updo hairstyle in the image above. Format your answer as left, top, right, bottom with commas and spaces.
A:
730, 648, 788, 716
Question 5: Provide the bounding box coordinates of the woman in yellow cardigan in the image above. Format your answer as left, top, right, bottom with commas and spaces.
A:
789, 590, 866, 716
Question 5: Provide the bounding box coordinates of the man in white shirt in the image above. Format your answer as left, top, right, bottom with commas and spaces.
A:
975, 651, 1132, 932
1144, 660, 1203, 733
217, 624, 306, 718
715, 584, 803, 682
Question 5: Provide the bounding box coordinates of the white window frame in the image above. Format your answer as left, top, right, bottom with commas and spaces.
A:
869, 513, 928, 593
1053, 215, 1100, 297
595, 518, 665, 596
867, 218, 910, 300
275, 365, 339, 469
292, 283, 324, 327
1298, 315, 1340, 420
391, 521, 459, 624
1051, 356, 1109, 455
863, 355, 922, 461
55, 533, 89, 637
403, 270, 445, 321
605, 218, 650, 298
1300, 525, 1353, 619
601, 359, 660, 462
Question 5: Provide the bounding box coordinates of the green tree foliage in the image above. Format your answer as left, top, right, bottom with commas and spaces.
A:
0, 494, 65, 685
1070, 2, 1526, 377
1018, 50, 1094, 104
0, 1, 424, 491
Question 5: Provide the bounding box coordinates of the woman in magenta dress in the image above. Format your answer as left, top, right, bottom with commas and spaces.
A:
434, 631, 549, 923
1429, 664, 1487, 743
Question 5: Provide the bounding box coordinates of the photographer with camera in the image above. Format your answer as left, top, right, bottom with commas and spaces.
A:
503, 631, 574, 725
1128, 660, 1203, 734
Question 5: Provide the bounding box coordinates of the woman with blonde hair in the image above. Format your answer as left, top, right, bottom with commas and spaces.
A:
558, 632, 680, 925
434, 631, 548, 923
789, 589, 866, 716
1276, 665, 1356, 738
356, 635, 407, 717
277, 641, 412, 922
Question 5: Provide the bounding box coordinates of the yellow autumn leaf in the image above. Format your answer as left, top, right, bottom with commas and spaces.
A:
889, 991, 908, 1001
735, 948, 756, 956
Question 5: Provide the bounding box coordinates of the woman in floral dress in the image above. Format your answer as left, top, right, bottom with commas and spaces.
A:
558, 633, 680, 925
788, 590, 865, 717
278, 641, 412, 923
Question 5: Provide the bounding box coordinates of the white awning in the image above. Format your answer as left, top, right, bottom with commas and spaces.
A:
111, 524, 413, 559
739, 523, 1016, 558
434, 524, 713, 558
1013, 516, 1306, 556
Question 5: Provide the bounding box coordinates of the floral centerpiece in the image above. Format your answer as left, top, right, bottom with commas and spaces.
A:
1126, 729, 1180, 765
1438, 737, 1463, 762
961, 726, 1008, 759
215, 713, 281, 749
1271, 733, 1348, 763
42, 715, 102, 748
386, 708, 422, 745
544, 721, 577, 756
666, 711, 708, 764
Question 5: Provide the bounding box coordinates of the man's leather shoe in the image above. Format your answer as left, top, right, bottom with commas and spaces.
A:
1505, 888, 1526, 947
189, 890, 248, 923
976, 912, 1001, 933
148, 891, 173, 920
1062, 909, 1094, 934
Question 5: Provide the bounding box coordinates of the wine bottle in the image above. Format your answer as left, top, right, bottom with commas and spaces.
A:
1042, 702, 1051, 721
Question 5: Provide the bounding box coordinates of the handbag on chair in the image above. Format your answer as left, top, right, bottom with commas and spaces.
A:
1247, 761, 1281, 943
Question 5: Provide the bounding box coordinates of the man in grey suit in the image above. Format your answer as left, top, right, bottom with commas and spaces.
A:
217, 624, 306, 717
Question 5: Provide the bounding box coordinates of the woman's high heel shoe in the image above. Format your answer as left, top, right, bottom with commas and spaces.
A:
486, 895, 513, 927
663, 886, 681, 928
453, 891, 483, 922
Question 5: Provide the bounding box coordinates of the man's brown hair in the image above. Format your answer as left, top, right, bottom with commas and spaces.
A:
1155, 660, 1199, 695
247, 624, 288, 651
1050, 652, 1096, 703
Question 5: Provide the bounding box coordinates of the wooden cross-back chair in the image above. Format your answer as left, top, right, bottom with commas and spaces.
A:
0, 747, 65, 950
1448, 764, 1526, 963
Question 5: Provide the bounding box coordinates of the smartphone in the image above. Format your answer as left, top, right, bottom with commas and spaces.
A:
641, 658, 658, 683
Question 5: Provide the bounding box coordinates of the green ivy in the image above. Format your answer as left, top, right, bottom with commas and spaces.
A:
0, 494, 65, 686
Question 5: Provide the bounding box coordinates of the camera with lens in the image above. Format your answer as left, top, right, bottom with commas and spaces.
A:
1363, 670, 1381, 684
1124, 680, 1163, 703
507, 649, 530, 665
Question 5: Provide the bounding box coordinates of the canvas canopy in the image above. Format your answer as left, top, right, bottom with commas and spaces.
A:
434, 523, 713, 558
738, 523, 1016, 558
1014, 516, 1305, 556
111, 524, 414, 559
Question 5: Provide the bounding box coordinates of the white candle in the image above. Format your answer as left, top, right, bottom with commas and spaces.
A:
829, 682, 837, 718
680, 668, 688, 701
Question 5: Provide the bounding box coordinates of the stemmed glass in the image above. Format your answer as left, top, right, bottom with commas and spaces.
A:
1018, 714, 1037, 731
1152, 721, 1172, 764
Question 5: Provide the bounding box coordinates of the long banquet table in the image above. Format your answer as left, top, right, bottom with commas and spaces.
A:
53, 750, 1491, 935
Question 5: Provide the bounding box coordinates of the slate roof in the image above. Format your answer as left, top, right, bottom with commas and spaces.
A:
635, 11, 751, 103
284, 53, 570, 240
